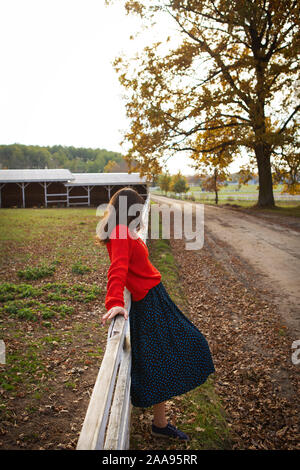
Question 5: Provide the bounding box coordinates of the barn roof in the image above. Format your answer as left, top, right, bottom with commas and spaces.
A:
64, 172, 147, 186
0, 169, 74, 183
0, 169, 148, 185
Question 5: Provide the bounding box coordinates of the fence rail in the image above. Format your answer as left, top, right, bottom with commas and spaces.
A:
76, 194, 150, 450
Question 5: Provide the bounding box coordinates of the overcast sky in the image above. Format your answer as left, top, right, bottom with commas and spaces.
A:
0, 0, 247, 174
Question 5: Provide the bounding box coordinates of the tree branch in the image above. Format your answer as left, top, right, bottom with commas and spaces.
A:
170, 140, 236, 154
278, 105, 300, 134
166, 10, 252, 111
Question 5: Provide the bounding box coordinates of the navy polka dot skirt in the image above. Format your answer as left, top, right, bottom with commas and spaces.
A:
129, 281, 215, 408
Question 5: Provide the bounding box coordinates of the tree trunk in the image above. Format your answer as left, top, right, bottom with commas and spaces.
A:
214, 169, 218, 204
215, 189, 218, 204
254, 143, 275, 207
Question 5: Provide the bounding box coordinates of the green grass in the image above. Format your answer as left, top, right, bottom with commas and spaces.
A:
17, 261, 58, 280
0, 282, 44, 301
150, 238, 185, 309
0, 207, 97, 238
187, 183, 286, 194
0, 281, 101, 308
0, 208, 109, 448
0, 207, 102, 270
87, 347, 103, 358
0, 345, 48, 393
151, 188, 300, 217
71, 261, 91, 275
252, 204, 300, 217
0, 282, 99, 323
151, 182, 299, 198
176, 378, 231, 449
0, 297, 73, 322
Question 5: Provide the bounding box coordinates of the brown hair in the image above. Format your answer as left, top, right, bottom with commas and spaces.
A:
95, 187, 145, 246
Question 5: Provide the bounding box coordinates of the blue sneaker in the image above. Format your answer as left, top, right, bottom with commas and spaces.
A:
151, 421, 190, 441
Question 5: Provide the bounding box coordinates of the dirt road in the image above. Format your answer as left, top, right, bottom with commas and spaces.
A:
151, 194, 300, 339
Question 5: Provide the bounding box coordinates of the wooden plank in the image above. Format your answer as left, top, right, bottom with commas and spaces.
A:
104, 327, 132, 449
0, 183, 5, 208
103, 349, 131, 449
68, 202, 89, 205
76, 313, 128, 450
46, 200, 68, 203
121, 394, 132, 449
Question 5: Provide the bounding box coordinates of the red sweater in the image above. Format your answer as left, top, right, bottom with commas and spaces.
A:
105, 224, 161, 311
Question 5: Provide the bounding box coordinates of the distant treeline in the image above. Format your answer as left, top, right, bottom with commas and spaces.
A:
0, 144, 128, 173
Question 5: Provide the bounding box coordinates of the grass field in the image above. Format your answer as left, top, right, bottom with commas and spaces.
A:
0, 207, 111, 449
187, 183, 291, 195
0, 206, 231, 449
151, 185, 300, 217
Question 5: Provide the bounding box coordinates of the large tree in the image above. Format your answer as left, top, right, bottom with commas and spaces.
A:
109, 0, 299, 207
158, 171, 172, 194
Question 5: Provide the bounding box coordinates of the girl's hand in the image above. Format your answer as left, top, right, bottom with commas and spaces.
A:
101, 306, 128, 326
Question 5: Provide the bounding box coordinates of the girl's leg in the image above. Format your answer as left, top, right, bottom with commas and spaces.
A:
153, 401, 168, 428
152, 400, 190, 440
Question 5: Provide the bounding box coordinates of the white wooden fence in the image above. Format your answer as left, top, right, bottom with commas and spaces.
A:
76, 195, 150, 450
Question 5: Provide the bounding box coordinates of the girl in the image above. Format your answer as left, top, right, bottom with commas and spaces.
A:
96, 187, 215, 441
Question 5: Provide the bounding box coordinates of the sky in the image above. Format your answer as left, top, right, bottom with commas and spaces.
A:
0, 0, 247, 175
